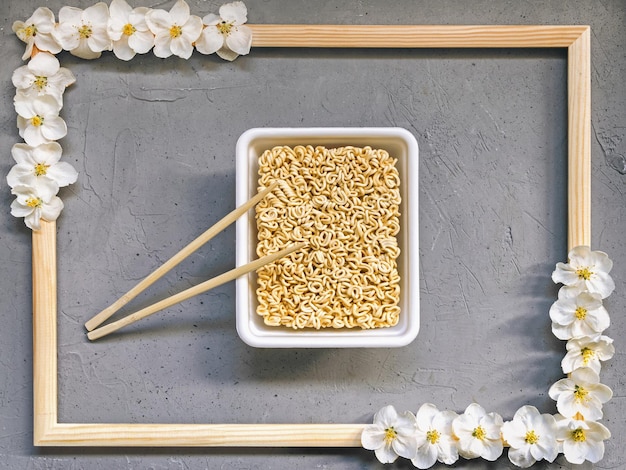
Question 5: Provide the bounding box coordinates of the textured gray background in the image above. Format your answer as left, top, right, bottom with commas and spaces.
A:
1, 0, 625, 469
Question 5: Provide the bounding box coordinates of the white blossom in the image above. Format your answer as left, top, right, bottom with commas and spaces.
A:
15, 93, 67, 147
411, 403, 459, 468
550, 288, 610, 340
552, 246, 615, 299
196, 1, 252, 61
555, 414, 611, 464
7, 142, 77, 191
452, 403, 504, 461
361, 405, 419, 463
501, 405, 559, 468
54, 2, 112, 59
145, 0, 203, 59
561, 334, 615, 375
107, 0, 154, 61
12, 7, 62, 60
10, 182, 63, 231
549, 368, 613, 421
12, 52, 75, 104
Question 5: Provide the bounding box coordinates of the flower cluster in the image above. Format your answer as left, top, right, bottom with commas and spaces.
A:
9, 51, 76, 230
10, 0, 251, 230
549, 245, 614, 464
362, 246, 614, 468
13, 0, 252, 62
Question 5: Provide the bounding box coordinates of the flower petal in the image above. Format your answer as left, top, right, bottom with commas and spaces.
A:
57, 6, 83, 27
40, 196, 64, 222
216, 46, 240, 61
181, 15, 203, 43
374, 444, 398, 464
71, 40, 102, 60
28, 51, 60, 76
146, 9, 173, 35
219, 1, 248, 24
202, 13, 221, 26
47, 162, 78, 187
415, 403, 439, 429
113, 36, 136, 61
195, 27, 223, 55
360, 425, 385, 451
52, 23, 81, 51
109, 0, 132, 20
225, 25, 252, 55
41, 116, 68, 141
12, 66, 34, 91
170, 0, 191, 25
128, 30, 154, 54
84, 2, 110, 25
586, 271, 615, 298
25, 208, 43, 230
7, 164, 33, 188
30, 7, 56, 33
411, 443, 438, 469
508, 446, 535, 468
170, 36, 194, 59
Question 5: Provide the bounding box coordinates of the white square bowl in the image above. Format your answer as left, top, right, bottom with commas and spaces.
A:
235, 127, 419, 348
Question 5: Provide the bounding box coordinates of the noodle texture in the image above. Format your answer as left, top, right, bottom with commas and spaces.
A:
256, 145, 401, 329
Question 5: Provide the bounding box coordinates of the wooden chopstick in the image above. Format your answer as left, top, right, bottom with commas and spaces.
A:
87, 242, 306, 341
84, 181, 279, 332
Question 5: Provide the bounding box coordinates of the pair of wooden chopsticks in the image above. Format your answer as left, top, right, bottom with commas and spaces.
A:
85, 181, 304, 341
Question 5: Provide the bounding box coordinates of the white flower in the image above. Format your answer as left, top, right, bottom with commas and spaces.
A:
555, 414, 611, 464
561, 335, 615, 375
12, 52, 76, 104
549, 368, 613, 421
552, 245, 615, 299
550, 289, 610, 340
501, 405, 558, 468
107, 0, 154, 61
12, 7, 62, 60
196, 1, 252, 61
411, 403, 459, 468
15, 93, 67, 147
7, 142, 77, 190
145, 0, 203, 59
54, 3, 112, 60
10, 182, 63, 231
361, 405, 419, 463
452, 403, 504, 461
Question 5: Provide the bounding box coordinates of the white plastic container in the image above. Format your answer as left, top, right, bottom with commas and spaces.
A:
235, 127, 419, 348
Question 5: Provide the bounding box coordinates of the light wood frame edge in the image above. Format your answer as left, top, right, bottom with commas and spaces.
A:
32, 24, 591, 447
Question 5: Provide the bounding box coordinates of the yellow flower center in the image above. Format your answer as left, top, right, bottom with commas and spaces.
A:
31, 115, 44, 127
525, 430, 539, 445
472, 426, 486, 440
34, 163, 49, 176
571, 428, 586, 442
26, 197, 43, 208
169, 24, 183, 38
575, 306, 587, 320
581, 347, 595, 365
574, 384, 589, 402
122, 23, 136, 36
576, 267, 592, 280
426, 429, 440, 444
22, 24, 37, 38
217, 20, 233, 35
78, 24, 93, 39
384, 427, 397, 444
33, 75, 48, 91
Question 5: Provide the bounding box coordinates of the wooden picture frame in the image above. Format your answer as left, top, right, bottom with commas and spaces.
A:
32, 24, 590, 447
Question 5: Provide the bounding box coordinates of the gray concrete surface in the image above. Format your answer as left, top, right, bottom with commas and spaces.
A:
1, 0, 624, 468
